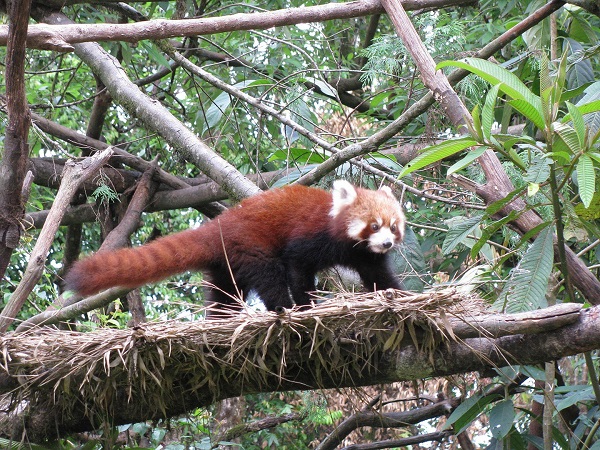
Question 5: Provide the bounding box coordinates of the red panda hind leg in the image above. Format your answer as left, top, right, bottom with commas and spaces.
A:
247, 263, 294, 312
286, 265, 317, 307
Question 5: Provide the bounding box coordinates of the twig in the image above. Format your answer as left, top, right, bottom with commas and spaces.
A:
340, 431, 452, 450
317, 401, 452, 450
16, 286, 130, 332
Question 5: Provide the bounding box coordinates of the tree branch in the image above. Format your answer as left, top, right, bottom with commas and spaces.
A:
0, 148, 114, 332
317, 402, 452, 450
1, 293, 598, 439
10, 0, 475, 51
0, 0, 32, 278
30, 8, 260, 201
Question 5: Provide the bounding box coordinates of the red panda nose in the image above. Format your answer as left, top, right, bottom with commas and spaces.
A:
382, 241, 393, 249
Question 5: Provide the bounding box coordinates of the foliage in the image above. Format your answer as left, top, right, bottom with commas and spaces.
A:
0, 0, 599, 448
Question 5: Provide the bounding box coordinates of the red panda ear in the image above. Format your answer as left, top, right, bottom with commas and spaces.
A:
330, 180, 357, 217
378, 186, 396, 200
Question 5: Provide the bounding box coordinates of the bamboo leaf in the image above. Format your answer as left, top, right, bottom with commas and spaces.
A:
399, 137, 477, 177
577, 154, 595, 208
495, 225, 554, 313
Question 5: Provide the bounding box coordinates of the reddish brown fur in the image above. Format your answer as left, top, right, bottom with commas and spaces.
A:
64, 183, 405, 310
66, 185, 334, 297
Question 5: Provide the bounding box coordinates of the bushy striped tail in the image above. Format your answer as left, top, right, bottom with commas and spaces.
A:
64, 227, 215, 297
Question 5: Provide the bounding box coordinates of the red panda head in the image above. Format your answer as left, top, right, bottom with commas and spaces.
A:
330, 180, 405, 254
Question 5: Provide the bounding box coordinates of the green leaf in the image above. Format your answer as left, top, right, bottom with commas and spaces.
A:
539, 54, 559, 126
444, 393, 499, 434
516, 221, 554, 250
566, 99, 600, 119
304, 77, 337, 98
470, 211, 518, 259
141, 41, 171, 70
204, 91, 232, 131
485, 187, 526, 216
507, 99, 545, 130
566, 101, 586, 147
577, 154, 595, 208
489, 399, 515, 440
447, 146, 487, 176
399, 137, 477, 177
495, 225, 554, 313
203, 79, 264, 133
442, 215, 483, 255
269, 148, 326, 164
524, 154, 550, 184
528, 183, 540, 197
553, 122, 582, 154
482, 84, 500, 141
470, 103, 483, 141
555, 386, 595, 412
560, 83, 593, 103
438, 58, 539, 104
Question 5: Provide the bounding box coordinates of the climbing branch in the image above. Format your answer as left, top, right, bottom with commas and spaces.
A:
0, 292, 595, 439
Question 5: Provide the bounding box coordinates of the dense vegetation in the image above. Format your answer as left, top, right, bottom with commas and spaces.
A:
0, 0, 599, 447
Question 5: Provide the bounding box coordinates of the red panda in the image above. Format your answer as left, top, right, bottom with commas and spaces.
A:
64, 180, 406, 311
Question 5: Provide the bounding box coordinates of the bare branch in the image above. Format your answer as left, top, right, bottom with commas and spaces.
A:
0, 148, 114, 332
18, 0, 476, 51
31, 8, 260, 201
317, 402, 452, 450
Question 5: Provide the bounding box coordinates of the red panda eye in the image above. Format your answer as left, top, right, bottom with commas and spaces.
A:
371, 223, 380, 231
391, 224, 397, 233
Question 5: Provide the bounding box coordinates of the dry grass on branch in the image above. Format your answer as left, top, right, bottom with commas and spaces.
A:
0, 289, 485, 425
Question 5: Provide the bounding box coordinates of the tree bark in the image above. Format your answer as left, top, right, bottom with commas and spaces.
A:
0, 299, 597, 439
0, 0, 32, 278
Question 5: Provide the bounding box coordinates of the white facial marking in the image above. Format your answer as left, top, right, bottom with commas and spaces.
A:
368, 226, 396, 253
347, 218, 367, 239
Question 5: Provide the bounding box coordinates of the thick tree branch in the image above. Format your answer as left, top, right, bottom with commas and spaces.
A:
0, 295, 598, 439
